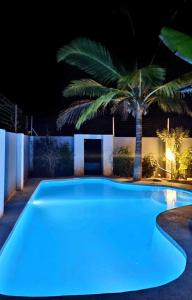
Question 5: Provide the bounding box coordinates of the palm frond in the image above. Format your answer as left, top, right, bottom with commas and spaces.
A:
57, 38, 121, 83
160, 27, 192, 64
56, 100, 92, 130
155, 81, 182, 97
178, 72, 192, 87
111, 100, 132, 120
76, 91, 117, 129
156, 95, 192, 116
118, 65, 166, 90
63, 79, 114, 98
144, 74, 192, 102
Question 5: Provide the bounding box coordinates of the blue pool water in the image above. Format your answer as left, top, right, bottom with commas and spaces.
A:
0, 178, 192, 297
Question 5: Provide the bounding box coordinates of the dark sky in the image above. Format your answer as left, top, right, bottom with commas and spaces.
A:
0, 1, 191, 135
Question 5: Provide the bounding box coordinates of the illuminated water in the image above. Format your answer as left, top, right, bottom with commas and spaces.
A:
0, 178, 191, 297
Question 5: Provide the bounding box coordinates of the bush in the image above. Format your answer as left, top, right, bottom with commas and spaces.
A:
113, 147, 157, 178
157, 127, 189, 179
113, 147, 133, 177
33, 138, 73, 177
57, 142, 73, 176
142, 154, 157, 178
178, 147, 192, 178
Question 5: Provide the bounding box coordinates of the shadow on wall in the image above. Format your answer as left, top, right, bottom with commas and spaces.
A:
30, 137, 74, 177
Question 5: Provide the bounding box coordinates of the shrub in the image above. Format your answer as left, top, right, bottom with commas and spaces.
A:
57, 142, 73, 176
33, 138, 73, 177
142, 154, 157, 178
113, 147, 133, 177
157, 127, 189, 179
113, 147, 157, 178
178, 147, 192, 178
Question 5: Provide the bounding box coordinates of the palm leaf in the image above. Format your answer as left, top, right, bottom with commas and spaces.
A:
144, 73, 192, 102
118, 65, 166, 90
111, 100, 132, 120
63, 79, 114, 98
156, 95, 192, 116
57, 38, 121, 83
56, 100, 92, 129
160, 27, 192, 64
76, 91, 117, 129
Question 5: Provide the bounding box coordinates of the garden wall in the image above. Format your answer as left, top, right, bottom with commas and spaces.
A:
4, 132, 17, 200
30, 136, 74, 177
30, 136, 192, 178
24, 135, 29, 179
0, 129, 29, 217
114, 137, 165, 165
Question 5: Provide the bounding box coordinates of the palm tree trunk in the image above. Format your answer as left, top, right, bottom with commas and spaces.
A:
133, 109, 143, 181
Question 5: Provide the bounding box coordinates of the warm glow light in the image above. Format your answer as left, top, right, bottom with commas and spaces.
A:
166, 148, 175, 161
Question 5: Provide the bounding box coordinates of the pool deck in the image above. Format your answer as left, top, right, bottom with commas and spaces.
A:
0, 177, 192, 300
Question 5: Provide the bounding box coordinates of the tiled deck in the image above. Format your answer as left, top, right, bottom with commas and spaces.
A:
0, 178, 192, 300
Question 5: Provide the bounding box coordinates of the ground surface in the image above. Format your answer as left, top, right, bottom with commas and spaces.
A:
0, 177, 192, 300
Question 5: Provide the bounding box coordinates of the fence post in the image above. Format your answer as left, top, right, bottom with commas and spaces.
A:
14, 104, 18, 133
29, 136, 34, 172
16, 133, 24, 190
0, 129, 6, 217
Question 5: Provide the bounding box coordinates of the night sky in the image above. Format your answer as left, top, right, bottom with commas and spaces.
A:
0, 1, 191, 135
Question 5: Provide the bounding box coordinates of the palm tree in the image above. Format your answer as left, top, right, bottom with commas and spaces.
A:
160, 27, 192, 65
57, 38, 192, 180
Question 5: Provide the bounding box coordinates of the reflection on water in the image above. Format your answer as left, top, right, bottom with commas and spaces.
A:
164, 190, 177, 209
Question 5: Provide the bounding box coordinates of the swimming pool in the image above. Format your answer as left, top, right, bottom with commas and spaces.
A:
0, 178, 192, 297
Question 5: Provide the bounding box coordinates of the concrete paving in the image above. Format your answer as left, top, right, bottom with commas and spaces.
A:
0, 178, 192, 300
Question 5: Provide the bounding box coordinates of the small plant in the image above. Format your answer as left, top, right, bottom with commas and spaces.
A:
142, 154, 157, 178
113, 147, 133, 177
57, 142, 73, 176
113, 147, 157, 178
157, 127, 189, 179
33, 138, 73, 177
178, 147, 192, 178
35, 138, 61, 177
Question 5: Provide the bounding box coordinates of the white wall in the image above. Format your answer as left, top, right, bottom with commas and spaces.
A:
114, 137, 164, 164
3, 131, 29, 203
103, 135, 113, 176
24, 135, 29, 179
4, 132, 17, 200
74, 134, 113, 176
0, 130, 5, 217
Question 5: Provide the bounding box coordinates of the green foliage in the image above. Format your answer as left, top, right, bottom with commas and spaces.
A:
118, 66, 166, 90
113, 147, 133, 177
157, 127, 189, 179
113, 147, 157, 178
33, 138, 73, 177
178, 148, 192, 178
57, 37, 192, 130
58, 142, 73, 175
57, 37, 121, 83
157, 127, 189, 152
160, 27, 192, 64
63, 79, 113, 98
57, 100, 92, 129
76, 91, 118, 129
142, 154, 158, 178
57, 37, 192, 180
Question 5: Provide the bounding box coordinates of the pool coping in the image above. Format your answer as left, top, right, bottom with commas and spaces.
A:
1, 177, 192, 300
